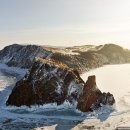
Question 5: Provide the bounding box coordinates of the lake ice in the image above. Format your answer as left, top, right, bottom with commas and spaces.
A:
0, 63, 130, 130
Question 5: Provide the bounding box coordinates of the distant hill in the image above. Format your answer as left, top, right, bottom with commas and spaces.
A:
0, 43, 130, 73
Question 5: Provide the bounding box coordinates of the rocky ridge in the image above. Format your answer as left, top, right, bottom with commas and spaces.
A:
0, 43, 130, 73
6, 58, 84, 106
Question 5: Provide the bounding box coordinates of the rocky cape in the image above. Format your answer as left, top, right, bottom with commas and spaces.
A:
0, 43, 130, 73
6, 58, 115, 112
0, 43, 127, 112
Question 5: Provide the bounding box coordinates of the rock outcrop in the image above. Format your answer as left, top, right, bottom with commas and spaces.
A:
77, 75, 115, 112
6, 58, 84, 106
6, 58, 115, 112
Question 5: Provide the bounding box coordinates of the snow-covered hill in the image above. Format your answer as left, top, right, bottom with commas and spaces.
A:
0, 43, 129, 73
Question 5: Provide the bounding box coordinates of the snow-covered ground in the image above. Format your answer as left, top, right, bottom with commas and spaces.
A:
0, 63, 130, 130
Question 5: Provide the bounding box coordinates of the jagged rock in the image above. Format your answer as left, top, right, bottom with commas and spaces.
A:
77, 75, 102, 112
6, 58, 84, 106
0, 44, 107, 73
77, 75, 115, 112
98, 92, 115, 105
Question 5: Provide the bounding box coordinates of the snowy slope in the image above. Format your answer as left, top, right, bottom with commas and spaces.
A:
0, 43, 129, 74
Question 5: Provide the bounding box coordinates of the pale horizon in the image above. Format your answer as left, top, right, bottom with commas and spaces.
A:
1, 0, 130, 49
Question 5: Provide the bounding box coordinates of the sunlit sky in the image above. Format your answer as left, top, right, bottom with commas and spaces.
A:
0, 0, 130, 49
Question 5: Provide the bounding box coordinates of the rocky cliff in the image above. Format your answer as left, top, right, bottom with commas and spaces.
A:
6, 58, 115, 112
6, 58, 84, 106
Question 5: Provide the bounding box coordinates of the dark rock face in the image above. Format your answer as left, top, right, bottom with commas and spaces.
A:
77, 75, 115, 112
77, 76, 102, 112
6, 58, 84, 106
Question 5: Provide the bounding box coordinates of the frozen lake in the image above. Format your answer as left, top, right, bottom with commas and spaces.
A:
0, 63, 130, 130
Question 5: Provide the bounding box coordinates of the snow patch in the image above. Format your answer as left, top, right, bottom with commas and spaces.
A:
55, 82, 62, 94
67, 81, 80, 96
5, 100, 76, 113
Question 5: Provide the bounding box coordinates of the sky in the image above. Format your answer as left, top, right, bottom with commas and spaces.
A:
0, 0, 130, 49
